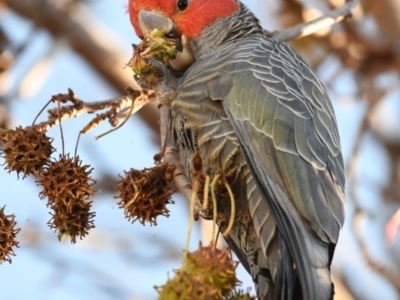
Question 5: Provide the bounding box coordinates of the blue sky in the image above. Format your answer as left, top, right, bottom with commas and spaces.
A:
0, 0, 398, 299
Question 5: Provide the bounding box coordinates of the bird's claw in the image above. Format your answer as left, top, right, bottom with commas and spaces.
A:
144, 57, 167, 77
134, 58, 167, 90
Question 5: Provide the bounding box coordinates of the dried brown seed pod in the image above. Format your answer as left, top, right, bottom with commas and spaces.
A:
183, 243, 240, 298
115, 163, 175, 226
48, 200, 95, 244
157, 243, 240, 299
155, 271, 217, 300
0, 126, 55, 178
0, 206, 21, 264
37, 154, 96, 243
225, 289, 256, 300
191, 151, 203, 176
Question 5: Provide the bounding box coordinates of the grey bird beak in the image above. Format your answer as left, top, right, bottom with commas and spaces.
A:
138, 10, 195, 72
138, 10, 174, 37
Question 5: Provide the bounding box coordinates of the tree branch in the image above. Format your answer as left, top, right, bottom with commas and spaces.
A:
3, 0, 160, 132
270, 0, 358, 42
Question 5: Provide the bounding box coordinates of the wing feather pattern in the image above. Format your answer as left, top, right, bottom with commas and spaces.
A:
173, 36, 345, 300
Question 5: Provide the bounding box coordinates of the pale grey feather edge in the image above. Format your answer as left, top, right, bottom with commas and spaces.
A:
224, 38, 344, 299
223, 112, 332, 300
177, 35, 345, 239
174, 36, 345, 299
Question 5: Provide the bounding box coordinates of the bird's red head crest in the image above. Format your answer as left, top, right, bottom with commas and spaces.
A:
128, 0, 240, 38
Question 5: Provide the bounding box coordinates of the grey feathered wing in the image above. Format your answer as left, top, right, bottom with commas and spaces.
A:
174, 36, 345, 299
207, 37, 345, 299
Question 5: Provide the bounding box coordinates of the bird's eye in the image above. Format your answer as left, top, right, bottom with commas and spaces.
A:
177, 0, 189, 11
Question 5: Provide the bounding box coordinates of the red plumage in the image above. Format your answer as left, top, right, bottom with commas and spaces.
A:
128, 0, 240, 38
128, 0, 159, 36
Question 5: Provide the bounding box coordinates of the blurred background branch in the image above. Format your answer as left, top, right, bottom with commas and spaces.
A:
1, 0, 400, 299
2, 0, 160, 132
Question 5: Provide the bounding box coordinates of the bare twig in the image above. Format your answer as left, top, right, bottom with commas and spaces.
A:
4, 0, 160, 132
270, 0, 358, 42
346, 78, 400, 292
184, 180, 199, 261
35, 88, 156, 131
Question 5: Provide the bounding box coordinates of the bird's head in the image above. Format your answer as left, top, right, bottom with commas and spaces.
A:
128, 0, 239, 39
128, 0, 240, 70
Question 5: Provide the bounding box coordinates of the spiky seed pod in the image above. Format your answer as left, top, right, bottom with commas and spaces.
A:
157, 243, 240, 300
0, 206, 21, 264
115, 163, 175, 226
37, 154, 96, 243
183, 243, 240, 298
0, 126, 55, 178
225, 289, 257, 300
48, 200, 95, 243
155, 271, 217, 300
128, 28, 177, 75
